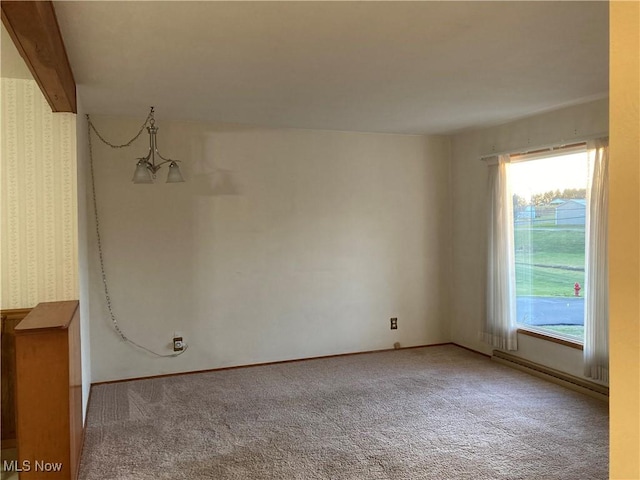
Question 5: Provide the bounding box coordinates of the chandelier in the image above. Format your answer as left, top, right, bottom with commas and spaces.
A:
131, 107, 184, 184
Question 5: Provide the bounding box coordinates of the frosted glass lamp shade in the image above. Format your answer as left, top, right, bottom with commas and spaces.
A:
132, 160, 153, 184
166, 161, 185, 183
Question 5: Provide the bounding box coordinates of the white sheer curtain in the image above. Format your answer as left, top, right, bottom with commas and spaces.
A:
482, 155, 518, 351
584, 139, 609, 382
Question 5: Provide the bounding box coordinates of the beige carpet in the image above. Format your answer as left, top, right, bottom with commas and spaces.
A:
79, 345, 608, 479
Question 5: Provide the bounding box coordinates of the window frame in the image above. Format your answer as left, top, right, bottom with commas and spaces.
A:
509, 143, 589, 346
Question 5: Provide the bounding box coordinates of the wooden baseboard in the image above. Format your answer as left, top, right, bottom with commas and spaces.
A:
451, 342, 492, 358
92, 342, 455, 386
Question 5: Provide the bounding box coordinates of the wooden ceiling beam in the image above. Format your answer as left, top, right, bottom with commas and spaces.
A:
1, 1, 76, 113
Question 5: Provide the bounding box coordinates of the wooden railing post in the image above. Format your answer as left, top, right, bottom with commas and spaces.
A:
14, 301, 82, 480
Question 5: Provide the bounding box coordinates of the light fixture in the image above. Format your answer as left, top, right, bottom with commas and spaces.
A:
132, 106, 184, 184
85, 108, 190, 358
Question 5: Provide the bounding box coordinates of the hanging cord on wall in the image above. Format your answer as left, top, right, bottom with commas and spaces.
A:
86, 113, 187, 358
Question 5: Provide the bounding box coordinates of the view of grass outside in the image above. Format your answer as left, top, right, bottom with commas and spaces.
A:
515, 215, 585, 340
542, 325, 584, 337
511, 152, 589, 342
515, 217, 585, 297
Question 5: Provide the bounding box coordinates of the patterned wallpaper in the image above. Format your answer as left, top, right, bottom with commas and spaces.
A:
1, 78, 78, 309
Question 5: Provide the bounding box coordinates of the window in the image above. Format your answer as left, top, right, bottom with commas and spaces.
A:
510, 148, 589, 343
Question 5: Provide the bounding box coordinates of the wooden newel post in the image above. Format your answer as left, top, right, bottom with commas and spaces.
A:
14, 301, 83, 480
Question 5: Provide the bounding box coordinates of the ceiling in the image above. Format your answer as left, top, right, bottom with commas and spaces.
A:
53, 1, 608, 135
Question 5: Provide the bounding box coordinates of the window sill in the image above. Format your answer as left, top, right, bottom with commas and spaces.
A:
517, 328, 583, 350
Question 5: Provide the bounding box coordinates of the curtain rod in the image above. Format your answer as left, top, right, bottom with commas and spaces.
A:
479, 132, 608, 161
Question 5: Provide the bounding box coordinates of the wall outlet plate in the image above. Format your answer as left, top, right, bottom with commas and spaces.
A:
173, 335, 184, 352
390, 317, 398, 330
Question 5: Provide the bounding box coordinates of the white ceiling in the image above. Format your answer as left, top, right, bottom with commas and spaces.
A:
53, 1, 608, 135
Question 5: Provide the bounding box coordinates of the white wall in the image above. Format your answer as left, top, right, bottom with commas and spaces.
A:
76, 97, 92, 421
450, 98, 608, 381
87, 116, 451, 382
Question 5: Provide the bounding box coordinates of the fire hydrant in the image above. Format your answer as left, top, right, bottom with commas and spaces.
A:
574, 282, 581, 297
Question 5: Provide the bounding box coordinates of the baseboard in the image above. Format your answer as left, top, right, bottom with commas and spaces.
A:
491, 350, 609, 402
451, 342, 491, 358
92, 342, 454, 386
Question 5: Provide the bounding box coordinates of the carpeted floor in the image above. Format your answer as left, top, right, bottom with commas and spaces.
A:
79, 345, 608, 479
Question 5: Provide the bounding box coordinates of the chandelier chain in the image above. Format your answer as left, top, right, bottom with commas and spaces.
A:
86, 113, 187, 358
86, 110, 152, 149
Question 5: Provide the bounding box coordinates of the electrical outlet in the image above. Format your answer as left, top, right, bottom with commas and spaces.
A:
173, 335, 184, 352
390, 317, 398, 330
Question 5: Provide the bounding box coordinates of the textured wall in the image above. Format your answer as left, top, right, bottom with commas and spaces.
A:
0, 78, 78, 309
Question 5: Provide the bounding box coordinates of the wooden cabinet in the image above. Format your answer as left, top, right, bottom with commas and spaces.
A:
14, 301, 83, 480
1, 308, 31, 449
